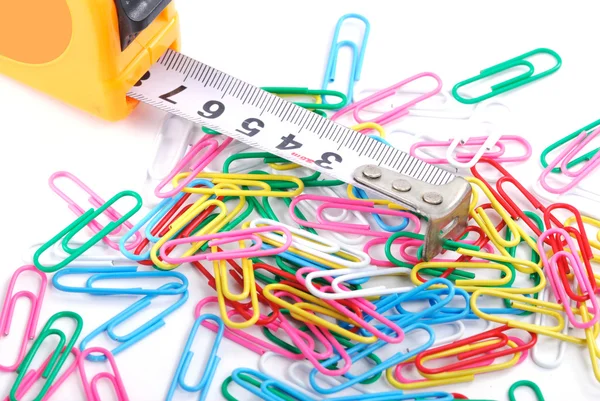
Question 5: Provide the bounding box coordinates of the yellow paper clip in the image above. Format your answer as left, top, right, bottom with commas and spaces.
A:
471, 289, 597, 345
151, 191, 245, 270
173, 172, 304, 198
263, 283, 377, 344
214, 248, 260, 329
413, 249, 545, 293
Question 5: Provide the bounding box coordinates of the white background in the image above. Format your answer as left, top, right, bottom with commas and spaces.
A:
1, 1, 600, 400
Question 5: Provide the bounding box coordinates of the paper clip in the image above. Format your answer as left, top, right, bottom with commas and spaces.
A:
0, 266, 46, 372
331, 72, 443, 126
540, 118, 600, 174
159, 225, 292, 264
118, 180, 213, 261
452, 48, 561, 104
145, 115, 195, 190
508, 380, 545, 401
353, 87, 459, 116
263, 87, 347, 110
538, 228, 599, 328
565, 215, 600, 264
167, 314, 224, 401
23, 239, 131, 267
322, 14, 370, 106
250, 218, 371, 269
155, 134, 233, 198
530, 287, 570, 369
49, 171, 143, 250
308, 323, 435, 394
174, 172, 304, 198
411, 135, 531, 166
230, 368, 315, 401
149, 198, 232, 270
539, 128, 600, 194
79, 283, 188, 360
302, 266, 411, 300
52, 266, 188, 296
470, 289, 597, 345
5, 348, 80, 401
194, 297, 305, 360
9, 311, 83, 401
263, 283, 380, 344
79, 347, 130, 401
289, 194, 421, 237
414, 325, 535, 375
34, 190, 143, 273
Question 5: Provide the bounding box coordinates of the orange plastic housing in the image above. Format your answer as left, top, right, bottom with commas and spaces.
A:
0, 0, 181, 121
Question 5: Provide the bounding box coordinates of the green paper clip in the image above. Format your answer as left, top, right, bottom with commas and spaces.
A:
33, 191, 143, 273
452, 48, 561, 104
541, 118, 600, 173
508, 380, 545, 401
10, 311, 83, 401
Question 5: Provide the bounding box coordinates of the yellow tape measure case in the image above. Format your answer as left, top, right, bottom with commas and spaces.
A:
0, 0, 181, 121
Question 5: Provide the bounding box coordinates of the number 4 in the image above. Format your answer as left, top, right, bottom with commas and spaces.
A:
276, 134, 303, 150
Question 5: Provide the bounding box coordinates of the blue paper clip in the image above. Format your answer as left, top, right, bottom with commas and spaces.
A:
118, 179, 214, 261
52, 266, 188, 296
79, 283, 188, 361
331, 391, 454, 401
308, 323, 434, 395
351, 186, 409, 232
322, 14, 370, 107
167, 314, 224, 401
394, 287, 471, 325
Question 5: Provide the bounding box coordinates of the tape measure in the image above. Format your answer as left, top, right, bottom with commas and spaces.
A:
128, 49, 472, 260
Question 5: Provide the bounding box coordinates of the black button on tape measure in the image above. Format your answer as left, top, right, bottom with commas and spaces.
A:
115, 0, 172, 50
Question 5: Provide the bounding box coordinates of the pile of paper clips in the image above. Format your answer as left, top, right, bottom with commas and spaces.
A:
3, 12, 600, 401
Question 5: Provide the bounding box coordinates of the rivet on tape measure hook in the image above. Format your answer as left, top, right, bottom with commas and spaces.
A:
127, 49, 471, 260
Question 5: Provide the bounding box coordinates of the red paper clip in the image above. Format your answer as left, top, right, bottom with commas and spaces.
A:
415, 325, 536, 375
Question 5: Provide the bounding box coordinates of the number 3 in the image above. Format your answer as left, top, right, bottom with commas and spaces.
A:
315, 152, 342, 169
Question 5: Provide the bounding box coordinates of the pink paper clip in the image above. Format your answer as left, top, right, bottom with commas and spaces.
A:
155, 135, 234, 198
79, 347, 130, 401
540, 128, 600, 194
289, 195, 421, 237
0, 265, 47, 372
49, 171, 142, 251
159, 225, 292, 264
331, 72, 443, 126
274, 298, 351, 376
410, 135, 531, 167
6, 348, 80, 401
194, 297, 307, 360
538, 228, 599, 329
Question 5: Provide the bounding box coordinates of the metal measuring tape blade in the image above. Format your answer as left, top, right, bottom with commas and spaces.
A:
127, 49, 472, 260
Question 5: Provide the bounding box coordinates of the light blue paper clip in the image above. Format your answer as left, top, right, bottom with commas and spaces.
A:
52, 266, 188, 296
322, 14, 370, 107
308, 323, 434, 395
79, 283, 188, 361
351, 186, 409, 232
167, 314, 224, 401
119, 179, 214, 261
